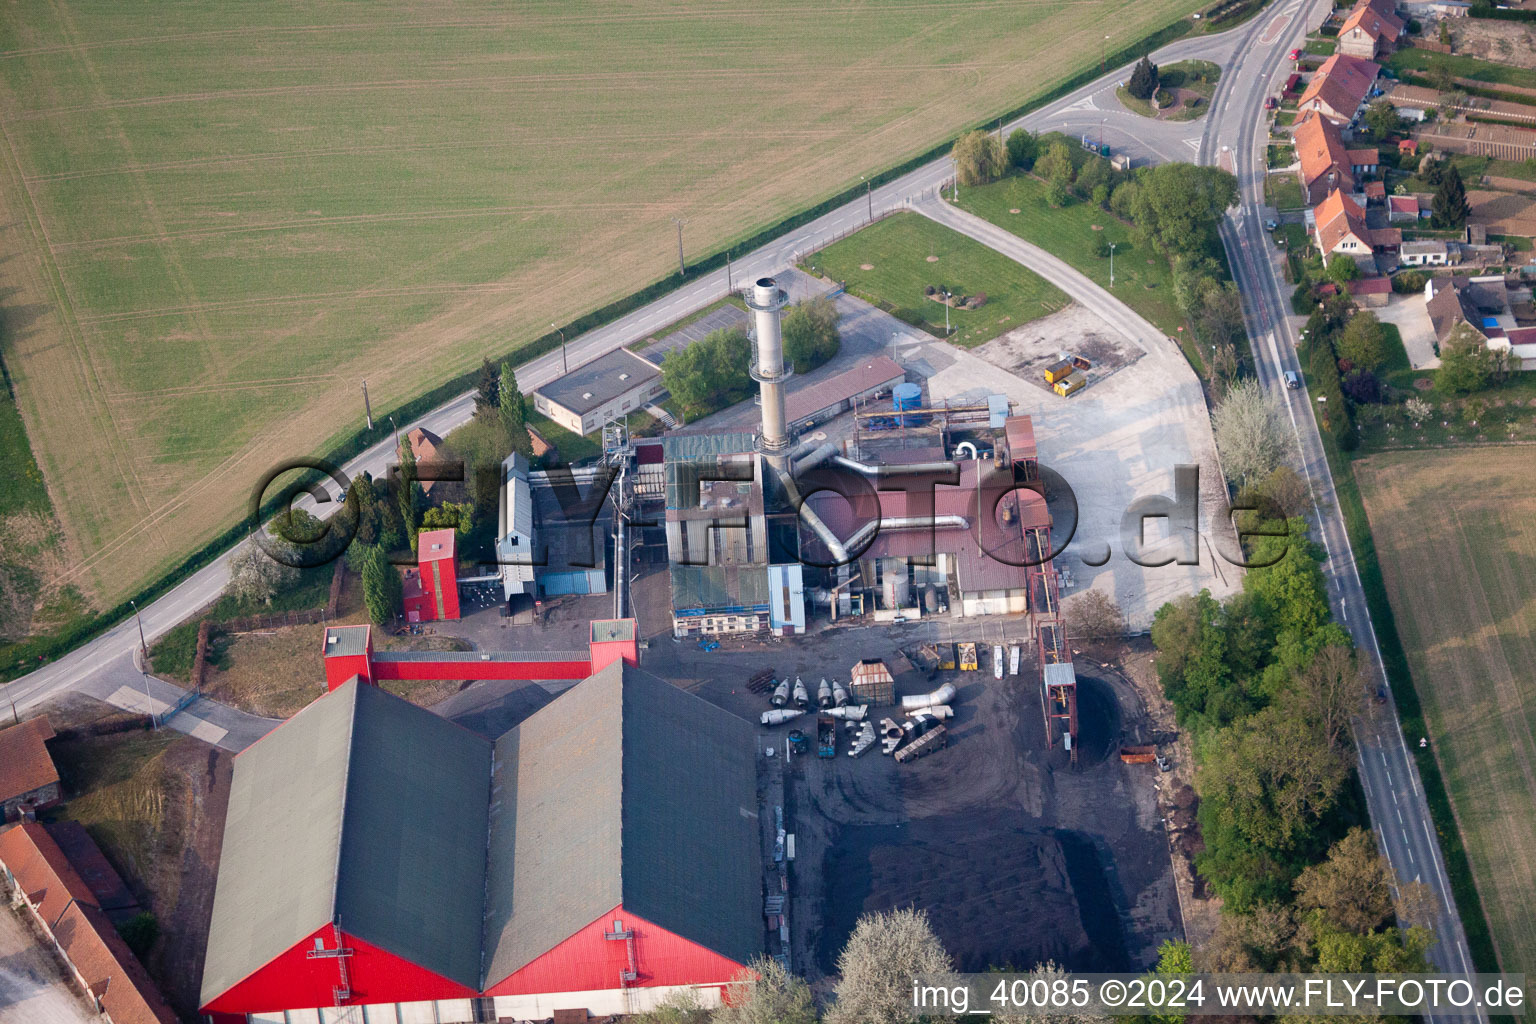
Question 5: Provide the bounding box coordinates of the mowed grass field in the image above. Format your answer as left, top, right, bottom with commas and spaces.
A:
810, 211, 1069, 346
1356, 448, 1536, 977
0, 0, 1204, 610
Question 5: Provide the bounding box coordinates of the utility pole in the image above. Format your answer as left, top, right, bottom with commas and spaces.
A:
863, 176, 872, 222
942, 290, 951, 336
129, 599, 157, 730
4, 679, 17, 726
553, 323, 567, 375
672, 217, 686, 276
361, 379, 373, 430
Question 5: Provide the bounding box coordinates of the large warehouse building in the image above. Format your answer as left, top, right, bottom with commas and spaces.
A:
200, 662, 762, 1024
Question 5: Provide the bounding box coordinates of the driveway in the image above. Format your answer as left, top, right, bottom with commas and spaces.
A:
0, 908, 98, 1024
1375, 293, 1440, 370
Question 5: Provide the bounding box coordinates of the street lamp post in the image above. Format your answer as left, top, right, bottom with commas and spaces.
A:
129, 599, 157, 730
1109, 242, 1116, 288
863, 176, 873, 222
554, 323, 567, 375
942, 290, 951, 336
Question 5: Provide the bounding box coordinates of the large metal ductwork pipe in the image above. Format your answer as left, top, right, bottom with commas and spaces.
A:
747, 277, 792, 468
900, 682, 957, 711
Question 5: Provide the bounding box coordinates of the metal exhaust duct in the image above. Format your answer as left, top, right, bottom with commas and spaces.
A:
900, 682, 957, 711
747, 277, 792, 469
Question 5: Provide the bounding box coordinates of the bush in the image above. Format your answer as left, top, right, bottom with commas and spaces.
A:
924, 284, 936, 296
118, 912, 159, 958
1094, 237, 1112, 258
1292, 282, 1316, 315
1392, 270, 1426, 294
969, 292, 988, 308
1154, 88, 1176, 108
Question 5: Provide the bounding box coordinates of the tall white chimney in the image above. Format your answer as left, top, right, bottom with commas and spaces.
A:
746, 276, 792, 467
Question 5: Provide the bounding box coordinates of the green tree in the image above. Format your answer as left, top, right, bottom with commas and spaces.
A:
117, 912, 158, 958
783, 295, 841, 372
660, 327, 752, 420
1337, 312, 1385, 371
1325, 253, 1361, 288
421, 500, 475, 536
1431, 162, 1470, 229
952, 129, 1006, 186
1295, 827, 1397, 934
1046, 176, 1071, 208
1211, 379, 1296, 490
1435, 321, 1493, 394
396, 433, 423, 549
360, 545, 401, 625
1127, 55, 1159, 100
474, 356, 500, 414
1362, 100, 1400, 140
1129, 163, 1239, 260
498, 362, 533, 459
1076, 156, 1110, 199
1034, 141, 1076, 186
1006, 127, 1039, 170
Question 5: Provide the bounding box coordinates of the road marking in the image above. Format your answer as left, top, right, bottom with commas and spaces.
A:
187, 717, 229, 745
105, 684, 171, 717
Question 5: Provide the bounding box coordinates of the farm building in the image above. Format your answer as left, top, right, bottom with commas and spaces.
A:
533, 348, 666, 436
199, 661, 761, 1024
0, 717, 61, 821
402, 528, 460, 622
0, 822, 178, 1024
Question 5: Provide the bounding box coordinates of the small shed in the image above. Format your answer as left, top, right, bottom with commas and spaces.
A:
1042, 358, 1075, 384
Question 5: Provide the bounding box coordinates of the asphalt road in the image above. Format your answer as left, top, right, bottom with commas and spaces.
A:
0, 5, 1485, 993
1208, 0, 1483, 996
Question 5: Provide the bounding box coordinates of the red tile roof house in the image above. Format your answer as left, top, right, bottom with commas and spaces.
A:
1298, 54, 1382, 126
399, 426, 448, 496
1312, 189, 1402, 259
1337, 0, 1404, 59
0, 822, 178, 1024
1294, 111, 1358, 205
0, 717, 61, 821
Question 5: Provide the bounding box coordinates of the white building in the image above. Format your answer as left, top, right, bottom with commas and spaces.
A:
532, 348, 666, 436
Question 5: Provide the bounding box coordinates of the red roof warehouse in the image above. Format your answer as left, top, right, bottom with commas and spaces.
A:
200, 660, 762, 1023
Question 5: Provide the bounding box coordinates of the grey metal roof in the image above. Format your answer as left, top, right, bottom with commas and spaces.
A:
481, 662, 760, 987
322, 626, 370, 658
669, 564, 770, 612
534, 348, 659, 416
200, 681, 492, 1005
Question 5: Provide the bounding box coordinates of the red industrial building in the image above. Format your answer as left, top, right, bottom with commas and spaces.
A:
321, 618, 639, 690
402, 527, 460, 622
201, 651, 761, 1024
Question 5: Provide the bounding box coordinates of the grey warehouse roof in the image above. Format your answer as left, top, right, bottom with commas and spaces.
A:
202, 661, 760, 1005
534, 348, 660, 416
200, 680, 492, 1004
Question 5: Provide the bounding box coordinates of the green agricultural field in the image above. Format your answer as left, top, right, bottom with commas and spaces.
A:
808, 212, 1068, 347
1356, 449, 1536, 982
0, 0, 1206, 612
952, 171, 1196, 364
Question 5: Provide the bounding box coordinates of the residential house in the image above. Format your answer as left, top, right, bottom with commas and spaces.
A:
1400, 239, 1453, 267
1338, 0, 1404, 59
400, 426, 448, 497
1362, 179, 1387, 203
1298, 54, 1382, 125
1294, 110, 1358, 204
0, 718, 60, 822
1425, 274, 1515, 344
1496, 326, 1536, 371
1313, 189, 1401, 260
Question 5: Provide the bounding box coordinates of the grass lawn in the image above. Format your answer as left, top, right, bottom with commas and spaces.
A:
526, 412, 602, 465
1278, 221, 1310, 252
1385, 49, 1536, 91
1115, 60, 1220, 122
1276, 109, 1298, 127
1268, 144, 1293, 169
1304, 35, 1336, 55
807, 211, 1070, 348
0, 0, 1208, 615
952, 172, 1205, 370
1265, 173, 1306, 211
1491, 159, 1536, 183
1356, 448, 1536, 977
